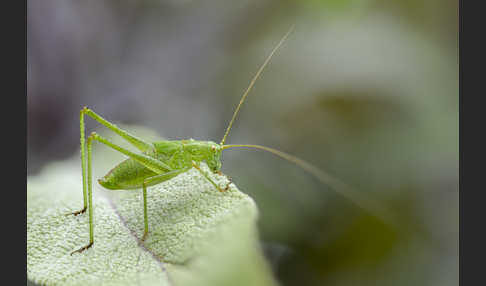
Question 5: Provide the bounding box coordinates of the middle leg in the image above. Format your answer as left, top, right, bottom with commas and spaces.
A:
140, 168, 190, 241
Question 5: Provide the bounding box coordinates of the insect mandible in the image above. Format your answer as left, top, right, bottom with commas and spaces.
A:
68, 26, 391, 255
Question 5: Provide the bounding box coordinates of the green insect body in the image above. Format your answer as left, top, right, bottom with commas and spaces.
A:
98, 140, 222, 190
69, 26, 391, 255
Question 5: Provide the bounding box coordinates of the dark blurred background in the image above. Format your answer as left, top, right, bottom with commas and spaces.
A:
27, 0, 458, 285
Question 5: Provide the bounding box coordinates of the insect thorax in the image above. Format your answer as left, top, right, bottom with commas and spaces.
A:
153, 139, 222, 172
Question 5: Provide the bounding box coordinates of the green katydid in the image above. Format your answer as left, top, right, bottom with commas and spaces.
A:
68, 26, 393, 255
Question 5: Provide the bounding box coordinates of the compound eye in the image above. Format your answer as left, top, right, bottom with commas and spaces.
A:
211, 146, 216, 152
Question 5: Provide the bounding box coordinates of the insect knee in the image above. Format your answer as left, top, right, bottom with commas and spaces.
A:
88, 131, 99, 139
80, 106, 90, 115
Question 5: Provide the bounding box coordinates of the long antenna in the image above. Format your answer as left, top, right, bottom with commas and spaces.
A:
220, 26, 294, 146
222, 144, 398, 227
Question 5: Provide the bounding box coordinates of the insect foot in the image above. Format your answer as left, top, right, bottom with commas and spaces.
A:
222, 182, 231, 192
70, 242, 93, 255
222, 177, 233, 192
141, 232, 148, 242
65, 207, 87, 216
216, 172, 232, 192
215, 181, 231, 192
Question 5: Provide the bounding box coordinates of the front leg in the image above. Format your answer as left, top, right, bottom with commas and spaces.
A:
192, 162, 228, 192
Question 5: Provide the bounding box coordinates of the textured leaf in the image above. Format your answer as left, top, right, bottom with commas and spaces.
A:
27, 127, 277, 286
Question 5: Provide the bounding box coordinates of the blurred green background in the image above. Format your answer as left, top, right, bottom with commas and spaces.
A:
27, 0, 458, 285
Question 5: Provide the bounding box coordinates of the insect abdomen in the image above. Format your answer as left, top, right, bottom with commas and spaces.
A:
98, 158, 158, 190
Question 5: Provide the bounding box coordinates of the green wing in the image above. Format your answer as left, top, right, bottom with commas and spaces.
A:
153, 140, 184, 156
